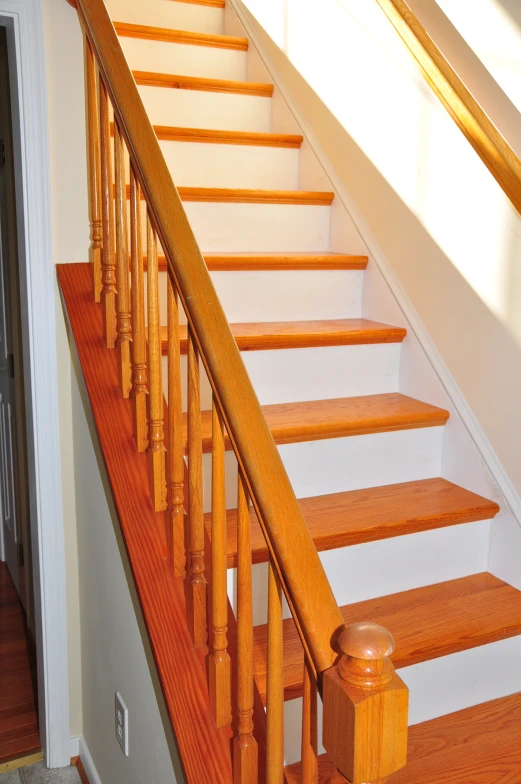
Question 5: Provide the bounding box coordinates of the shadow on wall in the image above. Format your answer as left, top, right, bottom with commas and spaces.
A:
238, 0, 521, 497
495, 0, 521, 30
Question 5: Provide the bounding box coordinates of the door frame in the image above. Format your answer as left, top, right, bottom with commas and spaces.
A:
0, 0, 71, 769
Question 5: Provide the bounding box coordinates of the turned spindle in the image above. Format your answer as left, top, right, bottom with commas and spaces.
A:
322, 622, 408, 784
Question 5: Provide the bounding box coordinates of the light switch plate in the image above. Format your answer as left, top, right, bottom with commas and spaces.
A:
115, 692, 129, 756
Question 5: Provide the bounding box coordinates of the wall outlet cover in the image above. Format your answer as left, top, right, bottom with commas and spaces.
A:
115, 692, 129, 756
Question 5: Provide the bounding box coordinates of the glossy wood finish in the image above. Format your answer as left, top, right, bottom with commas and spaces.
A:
113, 120, 132, 397
233, 470, 258, 784
132, 185, 335, 205
129, 168, 148, 452
132, 71, 273, 96
287, 693, 521, 783
301, 659, 318, 784
99, 78, 117, 348
160, 319, 406, 355
57, 263, 233, 783
185, 328, 207, 648
152, 126, 303, 148
151, 253, 368, 271
85, 39, 102, 302
184, 394, 449, 455
376, 0, 521, 216
0, 564, 40, 765
167, 277, 185, 575
209, 399, 232, 727
174, 0, 226, 7
266, 561, 284, 784
146, 216, 167, 511
114, 22, 249, 51
253, 573, 521, 703
218, 478, 500, 568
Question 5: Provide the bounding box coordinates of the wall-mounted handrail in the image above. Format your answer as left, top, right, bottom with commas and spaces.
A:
376, 0, 521, 216
74, 0, 344, 678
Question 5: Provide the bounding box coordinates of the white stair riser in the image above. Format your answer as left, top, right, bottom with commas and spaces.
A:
228, 520, 491, 626
139, 201, 331, 252
158, 140, 300, 190
138, 86, 272, 133
283, 634, 521, 764
119, 37, 248, 81
106, 0, 224, 34
201, 427, 445, 513
161, 343, 400, 411
152, 269, 363, 323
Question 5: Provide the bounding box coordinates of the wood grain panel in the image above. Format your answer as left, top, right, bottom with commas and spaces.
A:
286, 693, 521, 783
132, 71, 273, 96
253, 573, 521, 703
216, 478, 500, 568
183, 393, 449, 455
160, 319, 406, 355
114, 22, 248, 50
57, 263, 233, 783
150, 253, 368, 271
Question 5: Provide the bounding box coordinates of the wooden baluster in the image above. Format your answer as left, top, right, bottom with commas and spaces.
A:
85, 39, 102, 302
234, 469, 258, 783
323, 623, 408, 784
301, 659, 318, 783
266, 560, 284, 784
113, 119, 132, 398
209, 398, 231, 726
185, 328, 207, 646
99, 77, 117, 347
146, 214, 167, 511
167, 273, 185, 575
129, 167, 147, 452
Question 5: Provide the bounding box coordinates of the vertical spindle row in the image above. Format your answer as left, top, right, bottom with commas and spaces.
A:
99, 78, 117, 348
301, 659, 318, 783
234, 470, 258, 783
209, 398, 231, 726
146, 214, 167, 512
113, 119, 132, 399
186, 329, 207, 646
266, 560, 284, 783
129, 167, 147, 452
167, 275, 185, 575
85, 39, 102, 303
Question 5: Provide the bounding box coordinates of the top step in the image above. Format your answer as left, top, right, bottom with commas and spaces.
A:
114, 22, 248, 51
106, 0, 225, 34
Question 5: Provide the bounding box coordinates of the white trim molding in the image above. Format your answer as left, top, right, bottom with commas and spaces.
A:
79, 737, 103, 784
0, 0, 71, 768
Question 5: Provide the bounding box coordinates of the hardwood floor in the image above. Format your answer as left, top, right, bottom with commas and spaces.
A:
0, 563, 40, 764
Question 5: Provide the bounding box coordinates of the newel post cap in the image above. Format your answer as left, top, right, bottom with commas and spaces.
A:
339, 622, 395, 661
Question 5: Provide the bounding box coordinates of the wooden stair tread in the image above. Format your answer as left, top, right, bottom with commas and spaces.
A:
182, 393, 449, 455
160, 318, 407, 355
131, 185, 335, 204
114, 22, 248, 51
174, 0, 225, 8
285, 693, 521, 783
132, 71, 273, 96
212, 478, 499, 568
253, 573, 521, 703
153, 252, 368, 271
152, 126, 303, 148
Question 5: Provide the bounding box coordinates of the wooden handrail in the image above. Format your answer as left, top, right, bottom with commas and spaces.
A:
74, 0, 344, 677
376, 0, 521, 216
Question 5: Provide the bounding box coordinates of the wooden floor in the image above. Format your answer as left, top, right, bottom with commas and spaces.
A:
0, 562, 40, 764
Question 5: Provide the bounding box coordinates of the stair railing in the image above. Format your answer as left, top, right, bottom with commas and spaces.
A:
69, 0, 408, 780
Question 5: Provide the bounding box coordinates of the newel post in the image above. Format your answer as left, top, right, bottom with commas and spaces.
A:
322, 622, 408, 784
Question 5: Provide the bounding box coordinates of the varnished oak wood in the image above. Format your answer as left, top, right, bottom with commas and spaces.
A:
113, 120, 132, 396
172, 0, 225, 7
218, 478, 500, 568
0, 564, 40, 764
133, 71, 272, 97
286, 693, 521, 783
266, 561, 284, 784
376, 0, 521, 216
114, 22, 248, 51
131, 185, 334, 205
85, 39, 102, 302
183, 394, 449, 455
150, 252, 368, 271
129, 169, 148, 452
253, 573, 521, 703
99, 78, 117, 348
77, 0, 347, 678
167, 277, 185, 576
301, 659, 318, 783
160, 319, 406, 355
58, 263, 233, 783
111, 122, 301, 148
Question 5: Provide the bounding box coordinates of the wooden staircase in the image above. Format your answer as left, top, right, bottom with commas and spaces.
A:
59, 0, 521, 781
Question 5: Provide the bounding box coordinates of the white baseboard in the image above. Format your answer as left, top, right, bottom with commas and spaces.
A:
69, 736, 80, 759
79, 737, 103, 784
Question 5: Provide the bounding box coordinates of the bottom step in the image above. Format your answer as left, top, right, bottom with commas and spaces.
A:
285, 693, 521, 783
